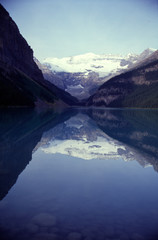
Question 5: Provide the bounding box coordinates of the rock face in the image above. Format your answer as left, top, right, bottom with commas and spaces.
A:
86, 51, 158, 108
0, 4, 44, 83
0, 4, 79, 107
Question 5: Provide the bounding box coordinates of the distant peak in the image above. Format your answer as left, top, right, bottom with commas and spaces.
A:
72, 52, 98, 59
83, 52, 97, 56
147, 47, 157, 51
141, 48, 157, 54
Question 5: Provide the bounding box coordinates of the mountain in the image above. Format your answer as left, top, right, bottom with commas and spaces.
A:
37, 49, 156, 100
86, 50, 158, 108
0, 108, 74, 200
0, 4, 78, 107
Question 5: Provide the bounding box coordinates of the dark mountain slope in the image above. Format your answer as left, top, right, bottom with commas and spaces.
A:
86, 51, 158, 108
0, 62, 57, 107
0, 4, 44, 83
0, 4, 79, 107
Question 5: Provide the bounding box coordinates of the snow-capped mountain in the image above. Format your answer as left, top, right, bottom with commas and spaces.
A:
86, 49, 158, 108
43, 52, 131, 76
37, 48, 157, 100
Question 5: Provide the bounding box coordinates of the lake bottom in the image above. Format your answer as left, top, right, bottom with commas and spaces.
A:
0, 150, 158, 240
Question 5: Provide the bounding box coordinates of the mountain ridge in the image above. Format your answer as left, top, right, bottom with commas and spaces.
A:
86, 49, 158, 108
37, 48, 156, 100
43, 48, 156, 74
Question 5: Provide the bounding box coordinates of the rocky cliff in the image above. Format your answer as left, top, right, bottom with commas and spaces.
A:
0, 4, 79, 107
0, 4, 44, 83
86, 51, 158, 108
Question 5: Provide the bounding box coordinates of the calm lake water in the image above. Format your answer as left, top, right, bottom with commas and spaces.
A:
0, 108, 158, 240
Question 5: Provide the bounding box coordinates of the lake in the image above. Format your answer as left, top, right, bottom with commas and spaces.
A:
0, 108, 158, 240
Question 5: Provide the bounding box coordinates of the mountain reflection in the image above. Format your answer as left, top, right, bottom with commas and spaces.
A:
1, 108, 158, 240
38, 108, 158, 171
1, 108, 158, 201
39, 113, 134, 161
87, 108, 158, 171
0, 108, 76, 200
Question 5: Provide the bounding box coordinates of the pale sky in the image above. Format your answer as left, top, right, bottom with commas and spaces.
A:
1, 0, 158, 61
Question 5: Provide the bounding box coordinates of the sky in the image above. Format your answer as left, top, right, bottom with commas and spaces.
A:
0, 0, 158, 61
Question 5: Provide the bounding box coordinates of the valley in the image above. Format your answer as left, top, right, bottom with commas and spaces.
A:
37, 49, 156, 100
1, 2, 158, 240
0, 3, 158, 109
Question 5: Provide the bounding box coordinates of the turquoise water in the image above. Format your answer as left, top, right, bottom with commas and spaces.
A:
0, 108, 158, 240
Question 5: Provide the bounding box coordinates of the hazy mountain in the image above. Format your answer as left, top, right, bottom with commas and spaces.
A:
86, 50, 158, 108
0, 4, 79, 107
1, 3, 157, 107
37, 49, 156, 100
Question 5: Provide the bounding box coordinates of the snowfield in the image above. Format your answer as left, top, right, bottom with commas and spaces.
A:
42, 49, 156, 77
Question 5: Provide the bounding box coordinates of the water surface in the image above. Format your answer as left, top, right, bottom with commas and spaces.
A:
0, 108, 158, 240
